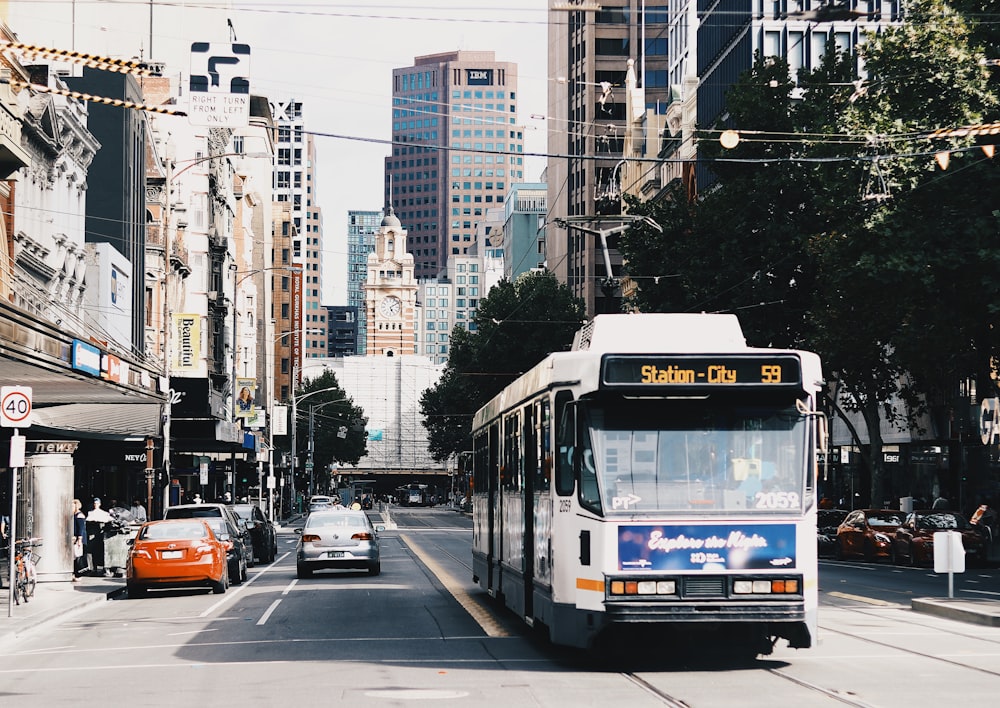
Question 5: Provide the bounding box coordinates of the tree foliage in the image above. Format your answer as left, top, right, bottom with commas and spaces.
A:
420, 271, 586, 461
618, 0, 1000, 505
293, 371, 368, 488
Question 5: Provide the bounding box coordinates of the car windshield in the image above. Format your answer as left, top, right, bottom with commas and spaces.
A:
306, 514, 367, 529
167, 507, 222, 518
141, 522, 209, 540
573, 399, 811, 515
818, 510, 848, 528
866, 511, 905, 527
232, 507, 253, 519
916, 512, 972, 530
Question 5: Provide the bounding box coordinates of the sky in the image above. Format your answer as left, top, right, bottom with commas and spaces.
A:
5, 1, 551, 304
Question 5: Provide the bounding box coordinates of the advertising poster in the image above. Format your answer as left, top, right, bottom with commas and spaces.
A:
235, 376, 257, 418
618, 523, 797, 571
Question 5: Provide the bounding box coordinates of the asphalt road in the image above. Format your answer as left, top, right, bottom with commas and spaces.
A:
0, 506, 998, 707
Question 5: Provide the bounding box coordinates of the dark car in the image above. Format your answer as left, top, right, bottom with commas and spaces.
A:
817, 509, 849, 557
231, 503, 277, 563
836, 509, 907, 561
891, 510, 986, 567
163, 503, 252, 583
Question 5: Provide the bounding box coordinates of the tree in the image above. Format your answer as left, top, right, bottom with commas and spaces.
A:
293, 371, 367, 492
420, 271, 586, 461
618, 0, 1000, 506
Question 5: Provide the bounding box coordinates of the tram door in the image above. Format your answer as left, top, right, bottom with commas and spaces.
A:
487, 424, 499, 593
522, 403, 537, 619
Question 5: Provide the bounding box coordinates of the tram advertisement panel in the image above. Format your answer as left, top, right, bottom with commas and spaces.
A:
618, 524, 796, 571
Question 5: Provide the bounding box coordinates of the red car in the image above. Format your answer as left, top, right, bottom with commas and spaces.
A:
836, 509, 907, 561
126, 519, 229, 597
891, 511, 986, 567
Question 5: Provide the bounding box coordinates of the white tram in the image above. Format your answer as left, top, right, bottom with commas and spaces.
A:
471, 314, 824, 653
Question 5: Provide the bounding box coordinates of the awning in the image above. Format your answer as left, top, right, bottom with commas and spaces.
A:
30, 402, 161, 441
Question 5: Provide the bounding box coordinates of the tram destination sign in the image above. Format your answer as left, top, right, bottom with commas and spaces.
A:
601, 354, 802, 389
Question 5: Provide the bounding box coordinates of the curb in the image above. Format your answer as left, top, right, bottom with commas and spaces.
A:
912, 598, 1000, 627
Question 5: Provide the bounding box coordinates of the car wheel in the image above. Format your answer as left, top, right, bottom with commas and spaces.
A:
297, 563, 312, 579
212, 567, 228, 594
890, 545, 898, 565
368, 561, 380, 576
127, 582, 146, 598
906, 543, 917, 566
240, 557, 248, 583
835, 539, 846, 560
863, 540, 875, 562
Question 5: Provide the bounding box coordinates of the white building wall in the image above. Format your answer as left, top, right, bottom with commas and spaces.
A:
301, 355, 447, 473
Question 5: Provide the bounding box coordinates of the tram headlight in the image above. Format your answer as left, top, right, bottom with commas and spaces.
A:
733, 577, 801, 594
609, 578, 677, 596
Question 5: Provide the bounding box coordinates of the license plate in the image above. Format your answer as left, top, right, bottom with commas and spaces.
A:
327, 551, 344, 558
161, 550, 183, 559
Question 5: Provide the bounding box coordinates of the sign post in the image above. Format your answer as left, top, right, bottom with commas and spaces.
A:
933, 530, 966, 598
2, 385, 31, 616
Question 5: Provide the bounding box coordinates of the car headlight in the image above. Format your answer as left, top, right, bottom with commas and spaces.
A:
874, 533, 891, 544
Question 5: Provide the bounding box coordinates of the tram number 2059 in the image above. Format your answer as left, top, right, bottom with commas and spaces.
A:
754, 491, 799, 509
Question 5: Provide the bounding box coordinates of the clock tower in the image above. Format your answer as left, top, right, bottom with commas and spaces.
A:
364, 207, 417, 356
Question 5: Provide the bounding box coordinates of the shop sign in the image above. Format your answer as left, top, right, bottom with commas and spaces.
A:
101, 352, 123, 383
71, 339, 101, 376
27, 440, 79, 454
980, 397, 1000, 445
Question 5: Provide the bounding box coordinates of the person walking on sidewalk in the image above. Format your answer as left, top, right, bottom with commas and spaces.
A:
71, 499, 87, 580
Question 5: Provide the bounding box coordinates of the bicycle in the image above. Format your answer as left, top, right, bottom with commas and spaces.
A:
12, 538, 42, 605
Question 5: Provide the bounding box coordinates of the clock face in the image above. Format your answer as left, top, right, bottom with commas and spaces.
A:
379, 296, 402, 318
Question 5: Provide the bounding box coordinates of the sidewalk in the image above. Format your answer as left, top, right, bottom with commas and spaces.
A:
0, 573, 126, 647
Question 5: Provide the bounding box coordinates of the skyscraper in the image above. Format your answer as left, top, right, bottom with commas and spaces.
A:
272, 99, 327, 365
546, 4, 674, 316
346, 210, 381, 354
386, 50, 525, 280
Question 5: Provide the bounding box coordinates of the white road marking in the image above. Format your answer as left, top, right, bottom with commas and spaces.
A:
197, 552, 288, 618
257, 600, 281, 626
167, 629, 218, 637
281, 579, 297, 595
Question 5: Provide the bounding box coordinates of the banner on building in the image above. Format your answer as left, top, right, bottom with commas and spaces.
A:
235, 377, 257, 418
272, 405, 288, 436
172, 314, 201, 371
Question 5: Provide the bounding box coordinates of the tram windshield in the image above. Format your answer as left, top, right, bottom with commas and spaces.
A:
578, 398, 811, 515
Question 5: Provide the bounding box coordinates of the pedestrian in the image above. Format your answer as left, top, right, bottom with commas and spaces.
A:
86, 497, 112, 576
71, 499, 87, 580
129, 498, 148, 524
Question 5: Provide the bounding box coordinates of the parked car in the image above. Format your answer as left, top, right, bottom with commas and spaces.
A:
126, 519, 228, 597
295, 508, 383, 578
231, 503, 277, 563
891, 510, 987, 566
163, 503, 252, 583
817, 509, 850, 557
836, 509, 907, 561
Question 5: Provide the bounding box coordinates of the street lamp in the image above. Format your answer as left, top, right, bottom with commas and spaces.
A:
290, 383, 350, 513
307, 400, 355, 497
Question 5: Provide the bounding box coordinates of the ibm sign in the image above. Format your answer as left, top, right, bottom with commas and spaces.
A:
466, 69, 493, 86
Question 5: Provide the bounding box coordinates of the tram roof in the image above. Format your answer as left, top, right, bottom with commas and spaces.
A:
473, 314, 822, 429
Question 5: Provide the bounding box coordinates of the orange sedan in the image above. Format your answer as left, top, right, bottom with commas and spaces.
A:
126, 519, 228, 597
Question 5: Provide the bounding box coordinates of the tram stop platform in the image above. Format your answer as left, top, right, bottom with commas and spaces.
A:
911, 597, 1000, 627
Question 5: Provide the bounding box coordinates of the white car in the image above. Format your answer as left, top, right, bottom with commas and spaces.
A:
295, 509, 383, 578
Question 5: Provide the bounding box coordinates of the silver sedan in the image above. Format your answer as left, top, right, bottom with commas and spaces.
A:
295, 509, 382, 578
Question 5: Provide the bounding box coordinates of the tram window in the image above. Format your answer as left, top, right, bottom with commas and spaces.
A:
578, 410, 602, 514
554, 391, 575, 496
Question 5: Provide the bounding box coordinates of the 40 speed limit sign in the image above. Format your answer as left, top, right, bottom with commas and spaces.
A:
1, 386, 32, 428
